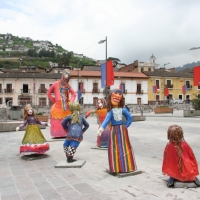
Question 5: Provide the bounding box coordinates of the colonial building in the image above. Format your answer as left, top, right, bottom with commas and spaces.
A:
0, 70, 148, 106
143, 68, 199, 104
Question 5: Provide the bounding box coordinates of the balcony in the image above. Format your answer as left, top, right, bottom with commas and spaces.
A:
92, 89, 100, 94
38, 88, 47, 94
21, 89, 30, 94
4, 89, 14, 94
136, 90, 143, 95
165, 84, 173, 89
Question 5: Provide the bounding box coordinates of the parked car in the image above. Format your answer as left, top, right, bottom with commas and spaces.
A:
172, 98, 184, 104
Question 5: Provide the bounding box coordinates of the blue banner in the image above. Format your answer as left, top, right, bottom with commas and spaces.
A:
101, 63, 106, 88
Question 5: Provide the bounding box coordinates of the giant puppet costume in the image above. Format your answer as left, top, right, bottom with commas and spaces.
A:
162, 124, 200, 187
62, 102, 89, 163
16, 105, 50, 154
97, 89, 137, 173
47, 69, 76, 138
85, 98, 110, 148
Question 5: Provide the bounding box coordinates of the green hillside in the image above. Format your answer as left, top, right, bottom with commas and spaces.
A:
0, 33, 96, 69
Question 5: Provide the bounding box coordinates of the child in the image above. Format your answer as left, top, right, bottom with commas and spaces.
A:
16, 105, 50, 154
162, 124, 200, 187
62, 102, 89, 163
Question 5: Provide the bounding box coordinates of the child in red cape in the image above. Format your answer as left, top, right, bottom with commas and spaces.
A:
162, 124, 200, 187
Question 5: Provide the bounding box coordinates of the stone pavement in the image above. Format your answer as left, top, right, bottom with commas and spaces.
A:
0, 110, 200, 200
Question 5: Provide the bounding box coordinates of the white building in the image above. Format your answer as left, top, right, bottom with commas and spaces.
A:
0, 70, 148, 106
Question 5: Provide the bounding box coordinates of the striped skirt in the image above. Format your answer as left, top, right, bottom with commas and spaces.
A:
108, 124, 137, 173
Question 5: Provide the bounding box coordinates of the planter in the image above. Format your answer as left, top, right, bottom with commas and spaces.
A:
35, 115, 49, 122
183, 110, 200, 117
154, 107, 173, 114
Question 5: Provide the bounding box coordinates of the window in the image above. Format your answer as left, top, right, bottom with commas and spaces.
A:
78, 82, 84, 92
0, 84, 2, 93
39, 98, 46, 106
156, 95, 159, 101
166, 80, 172, 88
22, 84, 29, 93
79, 97, 84, 105
39, 84, 46, 93
93, 97, 98, 105
6, 84, 12, 93
92, 83, 98, 93
148, 68, 151, 71
0, 98, 2, 104
137, 98, 141, 105
178, 95, 183, 100
185, 81, 190, 88
155, 80, 160, 89
136, 84, 142, 94
120, 83, 126, 93
198, 86, 200, 90
141, 67, 144, 72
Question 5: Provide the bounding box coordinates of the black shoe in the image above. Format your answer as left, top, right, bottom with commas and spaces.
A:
194, 177, 200, 187
67, 157, 77, 163
167, 177, 174, 188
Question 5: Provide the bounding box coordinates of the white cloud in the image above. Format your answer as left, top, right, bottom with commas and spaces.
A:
0, 0, 200, 68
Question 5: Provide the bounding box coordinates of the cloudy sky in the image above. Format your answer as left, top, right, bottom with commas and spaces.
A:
1, 0, 200, 68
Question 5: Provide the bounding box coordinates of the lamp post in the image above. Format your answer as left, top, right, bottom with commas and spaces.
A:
163, 63, 170, 104
189, 47, 200, 50
98, 36, 109, 99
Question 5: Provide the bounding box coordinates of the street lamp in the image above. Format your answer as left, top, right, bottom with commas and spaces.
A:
98, 36, 109, 99
163, 63, 170, 104
189, 47, 200, 50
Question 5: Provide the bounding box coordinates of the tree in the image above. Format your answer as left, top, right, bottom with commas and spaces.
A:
107, 57, 121, 67
192, 93, 200, 110
59, 55, 69, 68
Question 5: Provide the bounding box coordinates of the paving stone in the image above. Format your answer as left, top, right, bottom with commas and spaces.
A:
91, 146, 107, 150
38, 188, 63, 200
55, 160, 86, 168
47, 177, 68, 188
73, 182, 96, 195
1, 193, 21, 200
174, 181, 197, 188
19, 190, 43, 200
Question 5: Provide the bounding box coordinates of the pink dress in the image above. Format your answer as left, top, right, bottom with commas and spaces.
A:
47, 81, 76, 138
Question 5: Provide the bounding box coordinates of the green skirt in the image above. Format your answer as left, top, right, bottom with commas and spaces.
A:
22, 124, 47, 144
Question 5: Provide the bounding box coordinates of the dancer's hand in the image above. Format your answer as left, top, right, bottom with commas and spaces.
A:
16, 127, 19, 131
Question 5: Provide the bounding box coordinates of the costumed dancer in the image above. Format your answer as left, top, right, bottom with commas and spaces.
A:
162, 124, 200, 187
16, 105, 50, 154
85, 98, 110, 148
62, 102, 89, 163
97, 89, 136, 173
47, 69, 76, 138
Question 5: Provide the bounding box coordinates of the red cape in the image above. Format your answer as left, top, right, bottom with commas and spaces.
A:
162, 141, 199, 182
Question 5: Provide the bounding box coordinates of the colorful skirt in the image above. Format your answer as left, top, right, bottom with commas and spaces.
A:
50, 100, 71, 138
162, 141, 199, 182
108, 124, 137, 173
97, 125, 110, 148
20, 124, 49, 154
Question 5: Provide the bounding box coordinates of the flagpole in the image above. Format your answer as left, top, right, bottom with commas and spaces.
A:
98, 36, 109, 100
105, 36, 108, 100
163, 63, 170, 105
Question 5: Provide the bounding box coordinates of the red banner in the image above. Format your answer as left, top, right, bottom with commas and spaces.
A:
164, 88, 169, 96
194, 66, 200, 86
106, 60, 114, 86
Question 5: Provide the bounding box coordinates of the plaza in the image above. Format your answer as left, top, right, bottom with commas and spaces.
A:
0, 110, 199, 200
